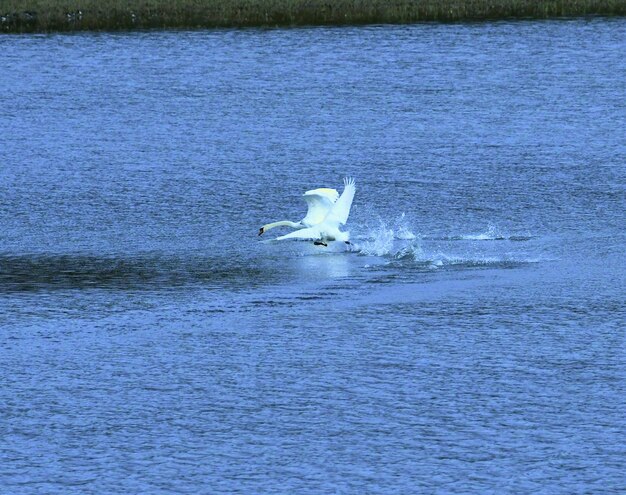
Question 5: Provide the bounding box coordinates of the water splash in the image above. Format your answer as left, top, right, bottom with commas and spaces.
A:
395, 213, 417, 240
356, 221, 396, 256
355, 213, 420, 257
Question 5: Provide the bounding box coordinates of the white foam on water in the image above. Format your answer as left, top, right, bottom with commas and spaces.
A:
460, 224, 504, 241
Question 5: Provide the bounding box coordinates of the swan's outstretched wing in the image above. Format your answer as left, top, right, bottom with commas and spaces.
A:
305, 188, 339, 203
325, 177, 355, 225
276, 226, 321, 241
301, 188, 338, 226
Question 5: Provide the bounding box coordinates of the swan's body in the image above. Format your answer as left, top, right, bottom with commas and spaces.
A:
259, 178, 356, 246
259, 187, 339, 236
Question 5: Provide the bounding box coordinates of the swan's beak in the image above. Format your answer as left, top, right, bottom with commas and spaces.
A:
258, 227, 264, 236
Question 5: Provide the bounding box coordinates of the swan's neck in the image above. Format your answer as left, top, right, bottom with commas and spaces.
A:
262, 220, 301, 232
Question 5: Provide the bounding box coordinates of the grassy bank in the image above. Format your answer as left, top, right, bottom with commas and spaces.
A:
2, 0, 625, 32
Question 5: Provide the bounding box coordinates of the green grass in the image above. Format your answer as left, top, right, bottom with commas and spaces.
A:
2, 0, 625, 32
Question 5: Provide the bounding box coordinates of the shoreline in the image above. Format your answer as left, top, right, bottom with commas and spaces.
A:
2, 0, 626, 33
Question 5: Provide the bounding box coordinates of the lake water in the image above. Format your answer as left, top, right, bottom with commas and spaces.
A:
1, 19, 625, 493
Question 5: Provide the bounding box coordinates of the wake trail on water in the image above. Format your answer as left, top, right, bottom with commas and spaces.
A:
351, 215, 540, 270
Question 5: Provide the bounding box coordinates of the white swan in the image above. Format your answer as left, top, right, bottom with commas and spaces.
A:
258, 187, 339, 236
260, 177, 356, 246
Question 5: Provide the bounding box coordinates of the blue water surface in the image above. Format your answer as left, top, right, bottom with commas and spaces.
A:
1, 19, 625, 494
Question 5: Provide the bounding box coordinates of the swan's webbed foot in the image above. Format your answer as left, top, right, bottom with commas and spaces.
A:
314, 241, 328, 247
258, 227, 264, 236
344, 241, 351, 245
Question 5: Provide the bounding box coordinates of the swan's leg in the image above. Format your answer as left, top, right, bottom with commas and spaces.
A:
258, 227, 265, 236
314, 241, 327, 247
